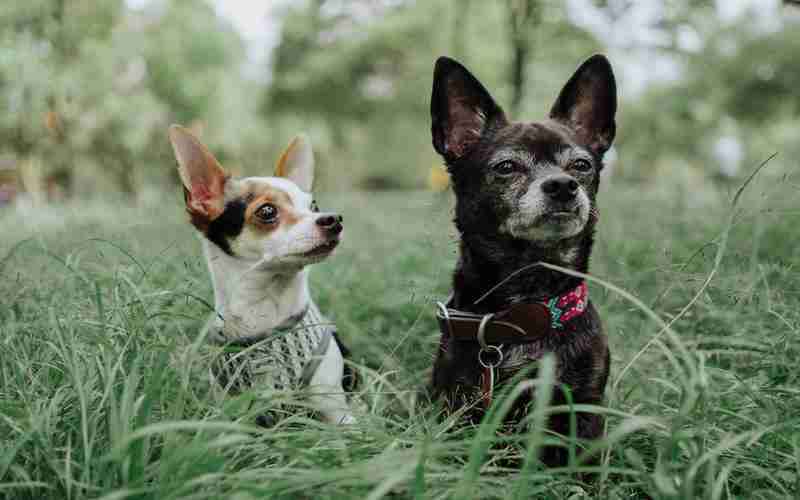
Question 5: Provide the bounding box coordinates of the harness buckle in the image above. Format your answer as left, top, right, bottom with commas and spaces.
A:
477, 311, 504, 410
477, 344, 504, 369
478, 344, 504, 409
435, 301, 453, 337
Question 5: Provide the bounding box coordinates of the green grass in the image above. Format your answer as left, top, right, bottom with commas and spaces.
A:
1, 173, 799, 499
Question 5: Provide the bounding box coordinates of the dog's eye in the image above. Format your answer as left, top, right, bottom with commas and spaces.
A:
493, 161, 518, 176
572, 159, 593, 172
255, 203, 279, 222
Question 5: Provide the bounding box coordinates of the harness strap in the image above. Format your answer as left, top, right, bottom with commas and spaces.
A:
435, 282, 588, 345
436, 281, 589, 409
210, 306, 310, 346
300, 324, 334, 386
477, 345, 503, 409
437, 303, 551, 344
481, 366, 494, 408
211, 301, 336, 393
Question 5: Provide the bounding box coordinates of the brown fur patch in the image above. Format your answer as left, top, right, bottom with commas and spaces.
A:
274, 138, 297, 178
243, 185, 301, 232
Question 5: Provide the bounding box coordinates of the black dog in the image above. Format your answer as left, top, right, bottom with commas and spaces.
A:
430, 55, 616, 467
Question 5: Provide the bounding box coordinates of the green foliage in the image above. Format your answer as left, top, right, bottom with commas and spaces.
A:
1, 1, 799, 190
144, 0, 245, 125
265, 0, 601, 189
702, 28, 800, 125
0, 0, 261, 195
617, 14, 800, 181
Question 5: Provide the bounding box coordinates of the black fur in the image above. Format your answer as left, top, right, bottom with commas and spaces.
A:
205, 197, 247, 256
429, 55, 616, 468
332, 331, 359, 392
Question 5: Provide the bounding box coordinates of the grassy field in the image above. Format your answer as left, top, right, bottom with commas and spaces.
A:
1, 173, 799, 499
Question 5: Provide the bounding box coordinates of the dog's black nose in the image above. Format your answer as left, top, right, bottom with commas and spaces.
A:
316, 214, 343, 234
541, 176, 579, 202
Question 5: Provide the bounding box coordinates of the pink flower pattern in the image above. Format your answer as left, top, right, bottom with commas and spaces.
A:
546, 282, 588, 329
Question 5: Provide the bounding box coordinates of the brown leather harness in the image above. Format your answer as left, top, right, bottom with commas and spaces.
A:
436, 281, 589, 407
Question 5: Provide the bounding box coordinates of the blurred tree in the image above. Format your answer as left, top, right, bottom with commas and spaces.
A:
143, 0, 246, 127
0, 0, 125, 192
506, 0, 542, 116
265, 0, 448, 188
615, 3, 800, 180
450, 0, 472, 60
266, 1, 434, 130
14, 0, 793, 193
265, 0, 599, 189
0, 0, 256, 198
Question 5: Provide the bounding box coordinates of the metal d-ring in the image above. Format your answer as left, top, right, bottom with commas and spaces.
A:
477, 312, 501, 369
435, 301, 453, 337
478, 345, 504, 369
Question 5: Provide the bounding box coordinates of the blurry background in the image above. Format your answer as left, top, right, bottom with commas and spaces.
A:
1, 0, 799, 203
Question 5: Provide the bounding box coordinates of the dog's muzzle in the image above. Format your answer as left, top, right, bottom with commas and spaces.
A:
541, 175, 579, 203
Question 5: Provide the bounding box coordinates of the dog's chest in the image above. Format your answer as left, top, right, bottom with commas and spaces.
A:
214, 301, 335, 392
499, 342, 546, 373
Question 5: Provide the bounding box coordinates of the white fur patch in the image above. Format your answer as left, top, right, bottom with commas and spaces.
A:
500, 174, 591, 243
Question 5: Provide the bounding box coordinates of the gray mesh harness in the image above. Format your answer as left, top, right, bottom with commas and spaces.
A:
211, 301, 335, 393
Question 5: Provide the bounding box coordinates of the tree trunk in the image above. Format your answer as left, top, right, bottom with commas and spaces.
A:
507, 0, 541, 117
451, 0, 472, 59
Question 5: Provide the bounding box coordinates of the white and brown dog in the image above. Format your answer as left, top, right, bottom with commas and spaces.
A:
168, 125, 355, 425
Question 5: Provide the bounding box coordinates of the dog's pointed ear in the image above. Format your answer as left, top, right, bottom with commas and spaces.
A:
168, 124, 228, 223
275, 134, 314, 192
431, 56, 507, 162
550, 54, 617, 156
